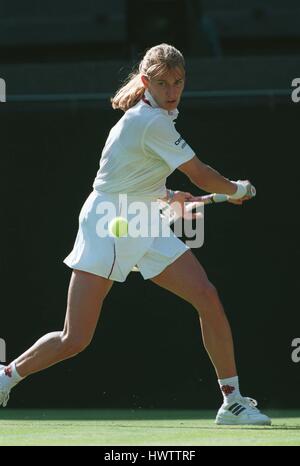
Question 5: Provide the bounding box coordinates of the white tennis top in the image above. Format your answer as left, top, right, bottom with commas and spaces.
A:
93, 90, 195, 199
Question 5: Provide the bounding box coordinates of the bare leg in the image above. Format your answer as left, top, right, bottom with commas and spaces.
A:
151, 250, 237, 379
14, 270, 114, 378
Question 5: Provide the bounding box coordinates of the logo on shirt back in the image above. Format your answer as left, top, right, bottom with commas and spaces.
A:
174, 136, 187, 149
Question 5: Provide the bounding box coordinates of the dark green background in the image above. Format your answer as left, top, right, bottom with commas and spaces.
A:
1, 97, 299, 409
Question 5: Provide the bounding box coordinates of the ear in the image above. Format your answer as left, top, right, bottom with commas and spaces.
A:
141, 75, 149, 88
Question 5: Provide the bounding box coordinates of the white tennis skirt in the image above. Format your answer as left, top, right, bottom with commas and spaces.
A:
63, 190, 189, 282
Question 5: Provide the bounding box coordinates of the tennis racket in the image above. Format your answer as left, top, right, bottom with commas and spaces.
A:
165, 186, 256, 226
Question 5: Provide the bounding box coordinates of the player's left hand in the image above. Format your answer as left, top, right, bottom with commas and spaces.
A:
168, 191, 200, 220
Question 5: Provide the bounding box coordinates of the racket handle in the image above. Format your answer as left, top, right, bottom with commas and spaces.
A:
211, 193, 229, 203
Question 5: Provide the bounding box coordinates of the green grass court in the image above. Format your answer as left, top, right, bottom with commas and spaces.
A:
0, 410, 300, 446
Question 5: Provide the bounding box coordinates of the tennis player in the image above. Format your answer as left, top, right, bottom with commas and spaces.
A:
0, 44, 270, 425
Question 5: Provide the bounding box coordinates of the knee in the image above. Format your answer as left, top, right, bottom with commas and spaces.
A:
192, 281, 223, 314
60, 332, 92, 358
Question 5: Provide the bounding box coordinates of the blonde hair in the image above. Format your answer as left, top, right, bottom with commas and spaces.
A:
111, 43, 185, 112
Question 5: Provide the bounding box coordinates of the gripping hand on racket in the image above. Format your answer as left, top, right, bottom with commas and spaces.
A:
160, 180, 256, 224
188, 180, 256, 206
225, 180, 256, 205
161, 189, 204, 221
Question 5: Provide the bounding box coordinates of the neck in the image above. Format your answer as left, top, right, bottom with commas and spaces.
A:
144, 89, 159, 108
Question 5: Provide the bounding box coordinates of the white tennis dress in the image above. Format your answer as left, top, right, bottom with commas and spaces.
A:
63, 90, 195, 282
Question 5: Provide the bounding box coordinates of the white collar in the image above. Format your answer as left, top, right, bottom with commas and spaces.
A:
144, 89, 179, 121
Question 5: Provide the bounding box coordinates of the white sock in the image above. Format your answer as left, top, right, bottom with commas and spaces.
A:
0, 362, 24, 390
218, 376, 241, 403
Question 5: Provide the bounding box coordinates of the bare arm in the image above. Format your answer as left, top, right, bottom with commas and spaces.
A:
178, 156, 237, 196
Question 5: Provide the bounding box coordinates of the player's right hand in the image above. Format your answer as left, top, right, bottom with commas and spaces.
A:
227, 180, 256, 205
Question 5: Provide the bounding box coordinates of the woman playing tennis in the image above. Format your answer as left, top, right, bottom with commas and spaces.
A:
0, 44, 270, 425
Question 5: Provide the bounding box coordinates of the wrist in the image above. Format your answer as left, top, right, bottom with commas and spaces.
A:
228, 181, 248, 200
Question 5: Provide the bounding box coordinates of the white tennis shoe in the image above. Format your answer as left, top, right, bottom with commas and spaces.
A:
0, 365, 11, 407
215, 396, 271, 425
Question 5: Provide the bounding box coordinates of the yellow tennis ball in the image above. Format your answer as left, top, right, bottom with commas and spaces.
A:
109, 216, 128, 238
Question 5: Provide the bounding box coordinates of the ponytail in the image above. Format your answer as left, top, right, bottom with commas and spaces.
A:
111, 73, 145, 112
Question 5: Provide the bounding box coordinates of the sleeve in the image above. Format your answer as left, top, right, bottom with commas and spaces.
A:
143, 114, 195, 171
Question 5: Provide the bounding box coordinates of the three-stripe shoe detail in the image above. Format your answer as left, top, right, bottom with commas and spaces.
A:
215, 396, 271, 425
228, 402, 246, 416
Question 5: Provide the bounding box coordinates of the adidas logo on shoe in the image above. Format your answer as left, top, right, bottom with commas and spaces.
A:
215, 396, 271, 425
